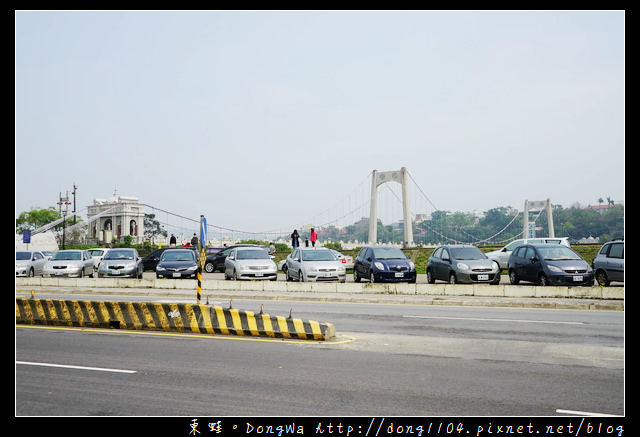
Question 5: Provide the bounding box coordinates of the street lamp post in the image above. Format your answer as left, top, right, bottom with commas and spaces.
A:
57, 193, 71, 249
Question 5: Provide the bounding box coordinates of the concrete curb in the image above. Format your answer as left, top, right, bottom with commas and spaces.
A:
17, 277, 625, 300
15, 298, 336, 341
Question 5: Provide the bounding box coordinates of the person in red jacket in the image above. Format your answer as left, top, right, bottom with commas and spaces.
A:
310, 228, 318, 247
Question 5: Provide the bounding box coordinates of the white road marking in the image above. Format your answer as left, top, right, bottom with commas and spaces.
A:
16, 361, 136, 374
556, 409, 620, 417
403, 315, 583, 325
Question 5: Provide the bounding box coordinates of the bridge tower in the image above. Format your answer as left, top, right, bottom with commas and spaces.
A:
523, 199, 555, 238
368, 167, 414, 247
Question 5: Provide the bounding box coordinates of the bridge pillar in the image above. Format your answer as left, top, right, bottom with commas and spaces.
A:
368, 167, 414, 247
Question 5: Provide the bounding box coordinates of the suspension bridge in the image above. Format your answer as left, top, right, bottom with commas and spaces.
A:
29, 168, 557, 249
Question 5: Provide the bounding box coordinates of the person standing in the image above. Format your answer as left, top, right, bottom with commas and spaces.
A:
310, 228, 318, 247
191, 233, 198, 248
291, 229, 300, 248
170, 234, 177, 246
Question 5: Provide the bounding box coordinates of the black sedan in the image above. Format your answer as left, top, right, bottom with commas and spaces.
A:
142, 246, 196, 271
155, 249, 199, 279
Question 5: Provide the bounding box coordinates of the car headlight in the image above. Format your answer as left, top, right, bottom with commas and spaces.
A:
338, 265, 346, 272
547, 265, 563, 273
305, 266, 318, 273
374, 262, 385, 270
16, 263, 28, 269
409, 261, 415, 270
456, 262, 470, 271
156, 265, 166, 272
186, 265, 197, 272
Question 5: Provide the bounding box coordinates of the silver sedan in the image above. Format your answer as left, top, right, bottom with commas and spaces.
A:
43, 250, 95, 278
224, 247, 277, 281
16, 251, 47, 277
98, 248, 144, 278
285, 247, 346, 283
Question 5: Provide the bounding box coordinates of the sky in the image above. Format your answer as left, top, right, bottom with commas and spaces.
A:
15, 10, 625, 235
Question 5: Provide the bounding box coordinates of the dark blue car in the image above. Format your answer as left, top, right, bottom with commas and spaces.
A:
353, 245, 416, 283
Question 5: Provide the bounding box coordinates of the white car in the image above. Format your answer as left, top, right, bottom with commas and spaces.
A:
285, 247, 346, 283
485, 237, 570, 270
224, 247, 277, 281
330, 249, 354, 269
87, 248, 110, 269
43, 249, 95, 278
16, 251, 47, 277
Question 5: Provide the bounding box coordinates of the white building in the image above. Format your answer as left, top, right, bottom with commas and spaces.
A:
86, 191, 145, 244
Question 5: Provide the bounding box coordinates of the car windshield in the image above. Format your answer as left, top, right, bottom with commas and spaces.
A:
162, 251, 195, 261
16, 252, 31, 260
301, 250, 337, 261
104, 250, 135, 260
537, 246, 581, 261
51, 252, 81, 260
450, 247, 486, 260
236, 249, 269, 260
372, 247, 406, 260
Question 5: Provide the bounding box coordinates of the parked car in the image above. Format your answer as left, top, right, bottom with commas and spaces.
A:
330, 249, 354, 269
353, 245, 416, 283
97, 248, 143, 278
285, 247, 346, 282
224, 247, 278, 281
42, 250, 95, 278
592, 240, 624, 286
41, 250, 54, 260
204, 244, 269, 273
87, 248, 110, 269
507, 244, 594, 286
16, 250, 47, 277
142, 246, 197, 271
485, 237, 570, 270
427, 245, 500, 284
155, 249, 198, 279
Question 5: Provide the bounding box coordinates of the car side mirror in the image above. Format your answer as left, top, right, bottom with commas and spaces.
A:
530, 256, 539, 263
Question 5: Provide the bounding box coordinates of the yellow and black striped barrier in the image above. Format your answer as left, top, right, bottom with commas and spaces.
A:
15, 298, 336, 341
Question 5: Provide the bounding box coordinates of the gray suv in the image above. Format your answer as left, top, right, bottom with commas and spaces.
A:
592, 240, 624, 286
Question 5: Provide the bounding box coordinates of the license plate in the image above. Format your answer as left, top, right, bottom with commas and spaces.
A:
477, 275, 489, 281
112, 270, 120, 275
394, 272, 404, 278
255, 273, 263, 277
573, 275, 583, 282
172, 272, 181, 278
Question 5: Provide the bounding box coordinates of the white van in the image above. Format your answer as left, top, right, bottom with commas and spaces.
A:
486, 237, 570, 270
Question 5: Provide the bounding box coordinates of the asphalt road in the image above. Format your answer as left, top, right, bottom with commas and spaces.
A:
16, 287, 624, 417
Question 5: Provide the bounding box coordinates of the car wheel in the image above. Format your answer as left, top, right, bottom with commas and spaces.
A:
538, 273, 549, 286
286, 269, 292, 282
204, 262, 214, 273
508, 270, 519, 285
353, 269, 361, 282
596, 270, 610, 287
426, 269, 435, 284
79, 269, 84, 278
299, 270, 305, 282
28, 268, 35, 277
232, 269, 239, 281
282, 264, 288, 275
449, 272, 457, 284
370, 272, 376, 283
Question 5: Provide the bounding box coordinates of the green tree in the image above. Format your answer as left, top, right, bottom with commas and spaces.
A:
144, 214, 167, 239
16, 207, 60, 233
